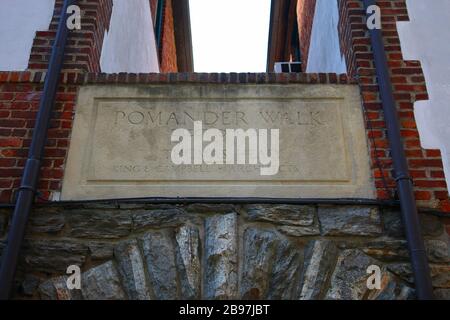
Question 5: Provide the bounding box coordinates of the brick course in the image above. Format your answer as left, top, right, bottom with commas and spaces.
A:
28, 0, 113, 72
337, 0, 449, 212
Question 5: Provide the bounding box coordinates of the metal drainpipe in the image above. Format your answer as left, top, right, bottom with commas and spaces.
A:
362, 0, 433, 299
0, 0, 75, 299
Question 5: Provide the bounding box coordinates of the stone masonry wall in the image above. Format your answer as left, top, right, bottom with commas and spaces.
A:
0, 203, 448, 300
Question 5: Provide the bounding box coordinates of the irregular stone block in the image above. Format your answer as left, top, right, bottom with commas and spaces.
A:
22, 274, 40, 296
361, 240, 409, 262
132, 209, 187, 231
29, 209, 65, 234
267, 236, 302, 300
240, 229, 279, 299
369, 277, 415, 300
325, 250, 383, 300
382, 209, 445, 238
140, 230, 178, 300
277, 225, 320, 237
114, 240, 152, 300
434, 289, 450, 300
381, 209, 404, 238
425, 239, 449, 263
66, 210, 132, 239
88, 242, 114, 260
81, 261, 126, 300
240, 228, 301, 300
245, 205, 316, 226
185, 204, 235, 215
420, 214, 446, 237
362, 239, 449, 263
318, 206, 382, 236
39, 276, 82, 300
388, 263, 450, 288
204, 213, 238, 299
175, 225, 201, 299
299, 240, 338, 300
22, 239, 89, 272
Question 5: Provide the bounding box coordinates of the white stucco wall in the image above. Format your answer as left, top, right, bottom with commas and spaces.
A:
306, 0, 346, 73
397, 0, 450, 192
100, 0, 159, 73
0, 0, 55, 71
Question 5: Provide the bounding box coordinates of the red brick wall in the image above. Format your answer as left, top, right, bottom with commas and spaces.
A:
297, 0, 317, 71
0, 72, 78, 202
28, 0, 113, 72
160, 0, 178, 73
0, 0, 113, 203
338, 0, 450, 211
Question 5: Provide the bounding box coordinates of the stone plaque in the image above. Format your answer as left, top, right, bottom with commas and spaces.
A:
61, 84, 375, 200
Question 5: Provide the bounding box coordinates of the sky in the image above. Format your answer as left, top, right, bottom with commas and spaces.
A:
189, 0, 272, 72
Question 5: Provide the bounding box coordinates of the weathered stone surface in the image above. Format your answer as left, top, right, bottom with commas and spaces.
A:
381, 210, 404, 238
88, 242, 115, 260
78, 203, 119, 209
382, 210, 445, 238
240, 229, 279, 299
140, 230, 178, 300
267, 236, 302, 299
240, 228, 301, 299
61, 85, 374, 200
388, 263, 450, 288
299, 240, 338, 300
66, 210, 131, 239
21, 274, 40, 296
29, 209, 65, 234
425, 239, 449, 263
277, 225, 320, 237
185, 204, 235, 215
39, 276, 82, 300
175, 225, 201, 299
204, 213, 238, 299
245, 205, 316, 226
81, 261, 126, 300
434, 289, 450, 300
318, 206, 382, 236
361, 240, 409, 262
22, 239, 89, 272
366, 273, 415, 300
362, 239, 449, 263
245, 205, 320, 236
9, 202, 450, 301
114, 240, 152, 300
325, 250, 383, 300
132, 209, 187, 231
